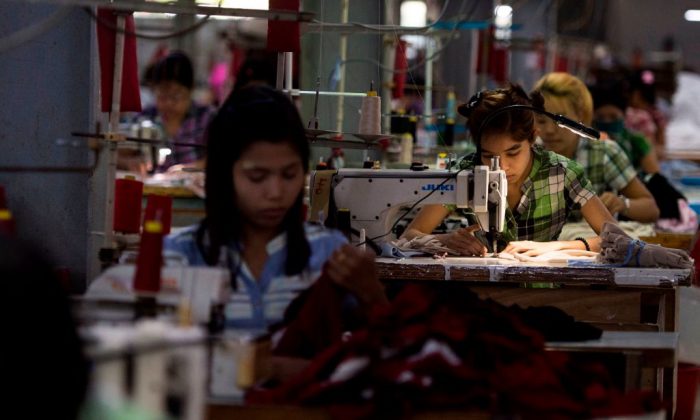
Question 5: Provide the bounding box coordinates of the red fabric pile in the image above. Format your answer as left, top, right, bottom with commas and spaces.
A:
250, 283, 663, 419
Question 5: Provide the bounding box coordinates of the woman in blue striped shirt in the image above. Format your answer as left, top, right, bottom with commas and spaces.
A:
165, 85, 385, 331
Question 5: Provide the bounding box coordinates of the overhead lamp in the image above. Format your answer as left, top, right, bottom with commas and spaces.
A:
493, 3, 513, 42
400, 0, 427, 28
685, 10, 700, 22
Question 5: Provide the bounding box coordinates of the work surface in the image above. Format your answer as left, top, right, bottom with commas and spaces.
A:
376, 257, 693, 287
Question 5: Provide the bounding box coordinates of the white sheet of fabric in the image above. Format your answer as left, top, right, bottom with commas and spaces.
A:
667, 72, 700, 150
498, 249, 599, 263
558, 221, 655, 241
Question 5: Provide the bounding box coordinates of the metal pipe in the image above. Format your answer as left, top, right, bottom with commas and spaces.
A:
23, 0, 314, 21
283, 89, 367, 97
102, 13, 126, 251
335, 0, 349, 133
424, 38, 434, 122
276, 52, 285, 90
285, 51, 293, 94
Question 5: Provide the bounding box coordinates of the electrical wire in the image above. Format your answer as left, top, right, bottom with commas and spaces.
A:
0, 6, 72, 53
311, 0, 452, 34
343, 3, 480, 75
83, 6, 212, 40
361, 168, 465, 245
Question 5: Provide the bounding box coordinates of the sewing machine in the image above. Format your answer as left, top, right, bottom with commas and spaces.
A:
84, 264, 230, 325
310, 158, 507, 249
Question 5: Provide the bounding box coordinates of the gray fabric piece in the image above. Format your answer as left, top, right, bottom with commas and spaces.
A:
392, 235, 460, 256
597, 222, 693, 269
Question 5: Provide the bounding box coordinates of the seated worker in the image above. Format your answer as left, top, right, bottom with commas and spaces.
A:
589, 80, 660, 175
130, 51, 216, 172
625, 69, 667, 158
401, 84, 616, 257
532, 72, 659, 223
164, 85, 386, 330
590, 80, 688, 221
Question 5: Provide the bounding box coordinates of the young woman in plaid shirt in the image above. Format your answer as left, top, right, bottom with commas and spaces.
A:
532, 72, 659, 223
401, 84, 616, 257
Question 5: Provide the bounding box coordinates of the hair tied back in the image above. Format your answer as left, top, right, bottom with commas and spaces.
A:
458, 91, 483, 118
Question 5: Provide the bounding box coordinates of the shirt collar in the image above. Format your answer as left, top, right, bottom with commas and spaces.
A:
266, 232, 287, 255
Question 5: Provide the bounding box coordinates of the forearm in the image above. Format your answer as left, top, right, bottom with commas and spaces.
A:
554, 236, 601, 252
625, 197, 659, 222
401, 227, 428, 240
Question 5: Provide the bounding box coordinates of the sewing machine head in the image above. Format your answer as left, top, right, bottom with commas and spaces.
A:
309, 159, 508, 250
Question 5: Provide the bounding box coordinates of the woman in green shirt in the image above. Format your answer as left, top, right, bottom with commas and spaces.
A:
401, 84, 616, 257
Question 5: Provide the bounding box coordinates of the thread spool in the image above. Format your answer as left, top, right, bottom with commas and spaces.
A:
0, 209, 16, 237
358, 92, 382, 135
134, 220, 164, 294
399, 133, 414, 164
144, 194, 172, 235
113, 176, 143, 234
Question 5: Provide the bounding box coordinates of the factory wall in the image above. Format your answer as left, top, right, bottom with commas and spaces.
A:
0, 4, 93, 292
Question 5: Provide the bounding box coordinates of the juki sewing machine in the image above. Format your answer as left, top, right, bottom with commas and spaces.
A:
309, 157, 508, 251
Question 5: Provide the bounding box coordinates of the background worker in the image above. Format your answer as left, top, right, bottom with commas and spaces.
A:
533, 72, 659, 223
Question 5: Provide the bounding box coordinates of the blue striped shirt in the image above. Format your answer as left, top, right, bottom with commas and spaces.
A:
164, 223, 347, 331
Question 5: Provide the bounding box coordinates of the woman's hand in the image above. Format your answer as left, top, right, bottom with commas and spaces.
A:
324, 244, 387, 306
599, 192, 626, 215
503, 240, 564, 257
435, 225, 487, 256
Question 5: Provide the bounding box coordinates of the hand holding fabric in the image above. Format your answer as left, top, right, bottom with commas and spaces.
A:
324, 244, 386, 305
434, 225, 487, 256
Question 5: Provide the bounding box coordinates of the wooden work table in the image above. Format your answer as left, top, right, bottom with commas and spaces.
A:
376, 257, 691, 332
376, 257, 691, 417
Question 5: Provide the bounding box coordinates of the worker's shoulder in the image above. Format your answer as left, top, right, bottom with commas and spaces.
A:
535, 146, 585, 175
164, 224, 200, 248
580, 136, 626, 155
304, 222, 348, 246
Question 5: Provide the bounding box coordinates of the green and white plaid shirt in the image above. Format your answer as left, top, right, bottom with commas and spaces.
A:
452, 145, 596, 246
567, 137, 637, 221
573, 137, 637, 195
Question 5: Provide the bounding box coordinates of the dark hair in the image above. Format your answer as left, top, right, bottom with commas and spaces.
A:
151, 51, 194, 90
233, 52, 278, 91
589, 79, 628, 112
0, 236, 87, 418
629, 69, 657, 106
201, 85, 310, 275
458, 83, 544, 158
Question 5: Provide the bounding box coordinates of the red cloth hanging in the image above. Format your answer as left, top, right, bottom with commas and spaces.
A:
392, 40, 408, 99
476, 28, 509, 83
267, 0, 301, 53
96, 8, 142, 113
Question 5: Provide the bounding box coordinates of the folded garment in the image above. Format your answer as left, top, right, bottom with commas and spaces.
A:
391, 235, 459, 256
558, 220, 655, 241
598, 222, 694, 269
655, 199, 699, 233
378, 242, 424, 259
499, 249, 598, 263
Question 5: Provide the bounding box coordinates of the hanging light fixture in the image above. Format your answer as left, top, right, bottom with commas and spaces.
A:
493, 1, 513, 43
